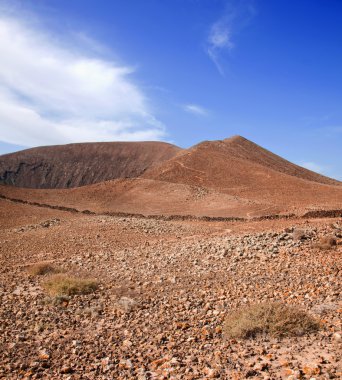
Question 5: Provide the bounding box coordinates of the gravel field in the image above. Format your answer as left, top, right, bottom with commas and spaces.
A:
0, 201, 341, 379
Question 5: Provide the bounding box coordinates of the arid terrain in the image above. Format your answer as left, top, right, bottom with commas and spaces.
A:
1, 136, 342, 218
0, 142, 181, 189
0, 136, 341, 379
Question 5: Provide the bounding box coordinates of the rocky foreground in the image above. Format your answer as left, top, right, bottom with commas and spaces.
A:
0, 202, 341, 379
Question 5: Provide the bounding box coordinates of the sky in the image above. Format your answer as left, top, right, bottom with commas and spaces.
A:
0, 0, 341, 179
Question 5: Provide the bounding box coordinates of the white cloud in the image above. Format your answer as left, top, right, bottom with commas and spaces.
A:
183, 104, 208, 116
206, 0, 256, 75
300, 161, 325, 174
299, 161, 341, 181
209, 23, 234, 50
0, 14, 166, 147
207, 22, 234, 75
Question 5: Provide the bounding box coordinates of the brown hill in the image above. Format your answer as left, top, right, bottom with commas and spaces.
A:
0, 135, 341, 217
0, 141, 181, 188
142, 136, 342, 211
144, 136, 339, 186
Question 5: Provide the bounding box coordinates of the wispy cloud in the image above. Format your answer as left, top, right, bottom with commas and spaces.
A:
207, 21, 234, 75
183, 104, 208, 116
206, 0, 256, 75
300, 114, 333, 126
322, 126, 342, 136
300, 161, 326, 174
0, 10, 166, 147
299, 161, 342, 180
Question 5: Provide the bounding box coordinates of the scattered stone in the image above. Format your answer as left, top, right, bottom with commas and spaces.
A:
1, 214, 341, 378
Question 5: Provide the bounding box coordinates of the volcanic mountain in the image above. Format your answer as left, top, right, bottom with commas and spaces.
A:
142, 136, 342, 210
0, 141, 181, 188
0, 136, 341, 217
143, 136, 339, 186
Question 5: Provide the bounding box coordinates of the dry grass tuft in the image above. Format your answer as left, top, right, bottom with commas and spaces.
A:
292, 228, 307, 241
43, 274, 98, 296
27, 262, 61, 276
315, 236, 337, 250
223, 302, 319, 339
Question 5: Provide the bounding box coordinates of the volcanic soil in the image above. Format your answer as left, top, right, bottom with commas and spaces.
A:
0, 197, 341, 379
0, 136, 341, 379
1, 136, 342, 218
0, 141, 181, 189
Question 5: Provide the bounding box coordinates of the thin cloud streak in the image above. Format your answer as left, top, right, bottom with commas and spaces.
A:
300, 161, 326, 174
207, 21, 234, 75
0, 13, 166, 147
300, 161, 342, 181
183, 104, 209, 116
205, 0, 256, 75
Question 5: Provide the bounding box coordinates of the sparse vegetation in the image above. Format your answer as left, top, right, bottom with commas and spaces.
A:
43, 274, 98, 296
27, 262, 61, 276
116, 296, 137, 312
223, 302, 319, 339
315, 236, 337, 250
292, 228, 306, 241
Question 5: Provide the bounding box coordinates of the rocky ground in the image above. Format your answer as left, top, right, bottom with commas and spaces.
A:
0, 200, 341, 379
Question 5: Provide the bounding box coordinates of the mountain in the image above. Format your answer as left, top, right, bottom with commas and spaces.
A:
142, 136, 342, 210
0, 135, 341, 217
0, 141, 181, 188
143, 136, 339, 187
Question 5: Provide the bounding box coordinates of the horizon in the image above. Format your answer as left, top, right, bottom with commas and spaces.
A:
0, 0, 341, 179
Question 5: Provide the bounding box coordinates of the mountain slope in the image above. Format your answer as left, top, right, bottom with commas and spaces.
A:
144, 136, 339, 186
142, 136, 342, 210
0, 135, 341, 217
0, 141, 182, 188
0, 179, 276, 218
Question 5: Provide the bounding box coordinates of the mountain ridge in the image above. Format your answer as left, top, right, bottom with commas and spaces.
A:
0, 135, 341, 217
143, 135, 340, 188
0, 141, 181, 188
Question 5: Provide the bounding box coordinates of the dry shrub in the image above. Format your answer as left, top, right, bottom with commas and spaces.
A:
292, 228, 307, 241
315, 236, 337, 250
27, 262, 61, 276
223, 302, 319, 339
43, 274, 98, 296
115, 296, 137, 313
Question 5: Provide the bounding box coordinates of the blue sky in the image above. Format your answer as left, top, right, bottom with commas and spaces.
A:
0, 0, 341, 179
